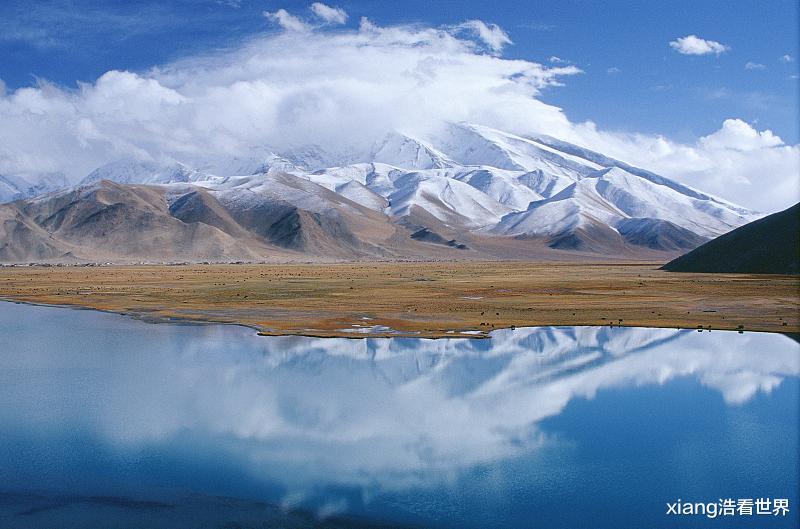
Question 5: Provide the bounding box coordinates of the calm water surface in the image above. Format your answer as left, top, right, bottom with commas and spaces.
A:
0, 301, 798, 528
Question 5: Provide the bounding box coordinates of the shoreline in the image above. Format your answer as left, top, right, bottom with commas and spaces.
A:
1, 261, 797, 338
2, 297, 796, 340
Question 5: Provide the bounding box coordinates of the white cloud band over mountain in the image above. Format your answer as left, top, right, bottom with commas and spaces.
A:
0, 5, 797, 212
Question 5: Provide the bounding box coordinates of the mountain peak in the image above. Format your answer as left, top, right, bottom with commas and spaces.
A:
0, 122, 758, 261
81, 159, 211, 186
371, 130, 455, 169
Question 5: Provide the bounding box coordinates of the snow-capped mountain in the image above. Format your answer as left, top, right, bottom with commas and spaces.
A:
0, 122, 759, 261
492, 166, 743, 250
371, 130, 455, 169
81, 159, 217, 186
0, 172, 69, 204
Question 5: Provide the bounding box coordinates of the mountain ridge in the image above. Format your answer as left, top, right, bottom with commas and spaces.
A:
662, 203, 799, 274
0, 122, 759, 262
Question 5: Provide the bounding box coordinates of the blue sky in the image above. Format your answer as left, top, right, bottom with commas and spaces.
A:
0, 0, 798, 211
2, 0, 798, 143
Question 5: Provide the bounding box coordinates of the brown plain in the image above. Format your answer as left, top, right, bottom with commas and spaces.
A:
1, 261, 797, 338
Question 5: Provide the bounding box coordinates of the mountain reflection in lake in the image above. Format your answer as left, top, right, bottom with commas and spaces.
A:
1, 302, 798, 529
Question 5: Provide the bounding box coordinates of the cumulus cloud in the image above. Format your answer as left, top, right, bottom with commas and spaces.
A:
0, 13, 574, 178
699, 118, 783, 151
780, 54, 794, 63
0, 7, 796, 213
263, 8, 311, 32
310, 2, 347, 25
568, 119, 799, 212
455, 20, 512, 52
744, 61, 766, 70
669, 35, 729, 56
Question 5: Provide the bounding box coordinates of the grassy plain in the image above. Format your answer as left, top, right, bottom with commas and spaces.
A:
0, 261, 797, 337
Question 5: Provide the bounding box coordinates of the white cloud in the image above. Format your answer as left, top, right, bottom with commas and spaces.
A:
569, 119, 799, 212
263, 8, 311, 32
699, 118, 782, 151
0, 11, 796, 213
310, 2, 347, 25
744, 62, 765, 70
455, 20, 512, 52
669, 35, 729, 56
780, 54, 794, 63
606, 67, 621, 74
358, 16, 376, 33
549, 56, 566, 64
13, 323, 794, 492
0, 15, 572, 181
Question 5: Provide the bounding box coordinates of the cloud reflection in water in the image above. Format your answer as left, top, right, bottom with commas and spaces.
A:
0, 302, 798, 514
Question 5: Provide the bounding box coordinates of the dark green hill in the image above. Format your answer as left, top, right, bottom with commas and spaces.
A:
661, 203, 799, 274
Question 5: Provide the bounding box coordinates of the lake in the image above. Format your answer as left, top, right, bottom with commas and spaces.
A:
0, 301, 798, 528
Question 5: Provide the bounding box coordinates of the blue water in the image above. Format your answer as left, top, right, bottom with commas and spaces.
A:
0, 301, 798, 528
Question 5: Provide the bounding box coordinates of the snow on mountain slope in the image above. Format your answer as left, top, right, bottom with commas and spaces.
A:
299, 164, 391, 211
192, 150, 310, 177
0, 173, 69, 204
494, 181, 618, 238
331, 180, 388, 212
516, 169, 574, 199
295, 162, 535, 217
371, 131, 455, 169
46, 121, 758, 256
303, 163, 553, 214
615, 218, 707, 251
433, 123, 601, 176
494, 166, 758, 250
532, 134, 752, 213
307, 164, 373, 187
449, 167, 545, 210
280, 144, 361, 172
589, 167, 754, 236
81, 159, 217, 186
303, 162, 407, 199
387, 172, 512, 228
209, 172, 364, 216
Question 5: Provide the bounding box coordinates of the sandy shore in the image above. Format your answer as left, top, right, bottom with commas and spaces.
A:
0, 261, 797, 338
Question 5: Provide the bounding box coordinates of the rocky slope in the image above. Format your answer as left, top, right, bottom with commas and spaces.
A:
0, 122, 759, 262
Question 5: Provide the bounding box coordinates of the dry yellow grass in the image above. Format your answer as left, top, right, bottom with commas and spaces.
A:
1, 261, 797, 337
